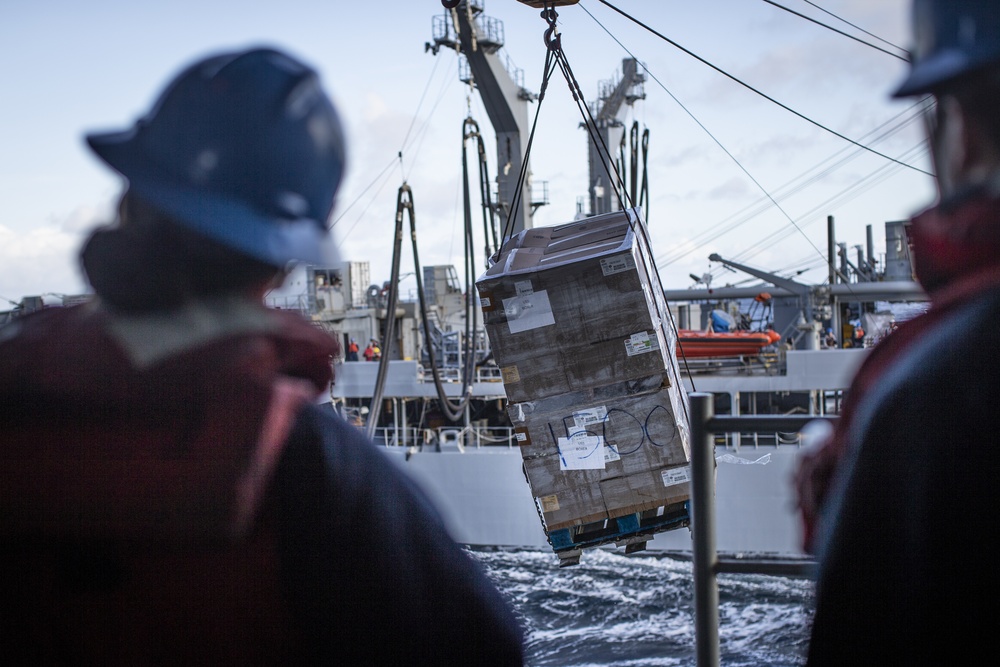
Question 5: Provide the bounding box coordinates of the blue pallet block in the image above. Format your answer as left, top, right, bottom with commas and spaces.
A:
547, 501, 691, 564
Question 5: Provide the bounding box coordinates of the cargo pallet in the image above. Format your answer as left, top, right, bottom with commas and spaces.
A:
547, 501, 690, 567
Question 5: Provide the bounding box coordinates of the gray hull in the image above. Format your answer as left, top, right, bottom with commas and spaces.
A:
383, 443, 805, 557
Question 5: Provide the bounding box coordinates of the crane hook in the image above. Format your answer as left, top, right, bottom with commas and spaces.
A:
541, 7, 561, 51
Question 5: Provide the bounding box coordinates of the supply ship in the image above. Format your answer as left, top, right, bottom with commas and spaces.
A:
269, 1, 926, 563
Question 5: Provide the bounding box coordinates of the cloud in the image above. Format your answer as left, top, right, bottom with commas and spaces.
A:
0, 224, 88, 302
60, 201, 115, 233
0, 200, 111, 301
707, 177, 752, 200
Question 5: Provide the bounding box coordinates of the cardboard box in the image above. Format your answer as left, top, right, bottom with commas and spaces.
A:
509, 381, 691, 532
479, 208, 693, 538
529, 461, 691, 532
477, 208, 679, 404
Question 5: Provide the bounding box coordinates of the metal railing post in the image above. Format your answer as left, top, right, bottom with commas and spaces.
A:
690, 392, 720, 667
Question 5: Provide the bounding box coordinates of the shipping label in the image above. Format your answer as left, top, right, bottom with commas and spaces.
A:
479, 296, 492, 309
539, 495, 560, 512
501, 365, 521, 384
557, 434, 606, 470
661, 466, 691, 487
625, 331, 660, 356
503, 290, 556, 334
514, 280, 534, 296
572, 406, 608, 429
600, 253, 636, 276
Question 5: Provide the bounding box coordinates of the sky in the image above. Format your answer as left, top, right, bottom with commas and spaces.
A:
0, 0, 931, 306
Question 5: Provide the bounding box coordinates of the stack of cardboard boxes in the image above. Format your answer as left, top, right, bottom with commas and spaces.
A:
476, 208, 691, 562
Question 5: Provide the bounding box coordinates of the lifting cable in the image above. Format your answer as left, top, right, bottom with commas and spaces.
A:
494, 47, 558, 261
536, 5, 699, 401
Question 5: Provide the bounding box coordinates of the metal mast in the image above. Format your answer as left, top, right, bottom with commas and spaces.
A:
587, 58, 645, 216
429, 1, 541, 234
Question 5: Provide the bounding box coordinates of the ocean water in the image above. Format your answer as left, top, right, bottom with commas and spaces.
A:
472, 548, 814, 667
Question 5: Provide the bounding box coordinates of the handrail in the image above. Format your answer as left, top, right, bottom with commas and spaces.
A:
688, 392, 834, 667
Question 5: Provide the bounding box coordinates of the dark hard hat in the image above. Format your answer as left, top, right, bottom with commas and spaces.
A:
894, 0, 1000, 97
86, 47, 346, 266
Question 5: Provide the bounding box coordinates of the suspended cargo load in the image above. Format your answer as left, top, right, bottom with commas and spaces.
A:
476, 208, 691, 565
477, 209, 679, 403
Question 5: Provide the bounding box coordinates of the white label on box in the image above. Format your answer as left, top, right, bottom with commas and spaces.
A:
479, 296, 491, 308
625, 331, 660, 356
600, 253, 636, 276
604, 444, 621, 463
503, 290, 556, 334
661, 466, 691, 487
557, 434, 606, 470
514, 280, 534, 296
514, 431, 528, 442
572, 406, 608, 429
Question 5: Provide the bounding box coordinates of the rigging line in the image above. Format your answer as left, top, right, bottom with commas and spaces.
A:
800, 0, 908, 53
554, 47, 630, 212
336, 165, 399, 243
659, 135, 925, 268
655, 104, 925, 265
330, 154, 398, 228
729, 144, 927, 263
700, 141, 927, 284
759, 0, 908, 61
399, 50, 445, 151
552, 27, 696, 400
496, 49, 557, 256
593, 0, 932, 177
403, 58, 460, 182
580, 2, 823, 267
725, 142, 927, 266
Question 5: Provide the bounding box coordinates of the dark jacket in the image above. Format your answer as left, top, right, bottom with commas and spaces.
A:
0, 298, 524, 665
807, 192, 1000, 664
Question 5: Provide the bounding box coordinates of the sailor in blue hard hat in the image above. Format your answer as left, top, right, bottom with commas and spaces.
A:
892, 0, 1000, 202
803, 2, 1000, 664
86, 46, 346, 271
0, 46, 526, 663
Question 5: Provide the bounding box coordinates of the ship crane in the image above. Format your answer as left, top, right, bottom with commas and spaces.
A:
429, 1, 550, 235
586, 58, 646, 216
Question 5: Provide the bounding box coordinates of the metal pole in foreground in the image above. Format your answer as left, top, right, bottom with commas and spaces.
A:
689, 392, 720, 667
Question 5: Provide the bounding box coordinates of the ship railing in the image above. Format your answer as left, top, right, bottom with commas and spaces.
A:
464, 426, 517, 448
688, 392, 834, 667
264, 294, 311, 314
371, 426, 423, 448
373, 425, 518, 449
714, 430, 806, 449
414, 364, 505, 384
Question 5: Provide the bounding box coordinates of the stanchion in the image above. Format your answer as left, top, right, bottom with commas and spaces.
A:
689, 392, 719, 667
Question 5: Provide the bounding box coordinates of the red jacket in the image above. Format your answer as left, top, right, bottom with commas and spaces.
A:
0, 298, 335, 662
0, 297, 525, 664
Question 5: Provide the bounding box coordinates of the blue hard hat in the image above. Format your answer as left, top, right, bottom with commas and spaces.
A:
894, 0, 1000, 97
86, 47, 346, 266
